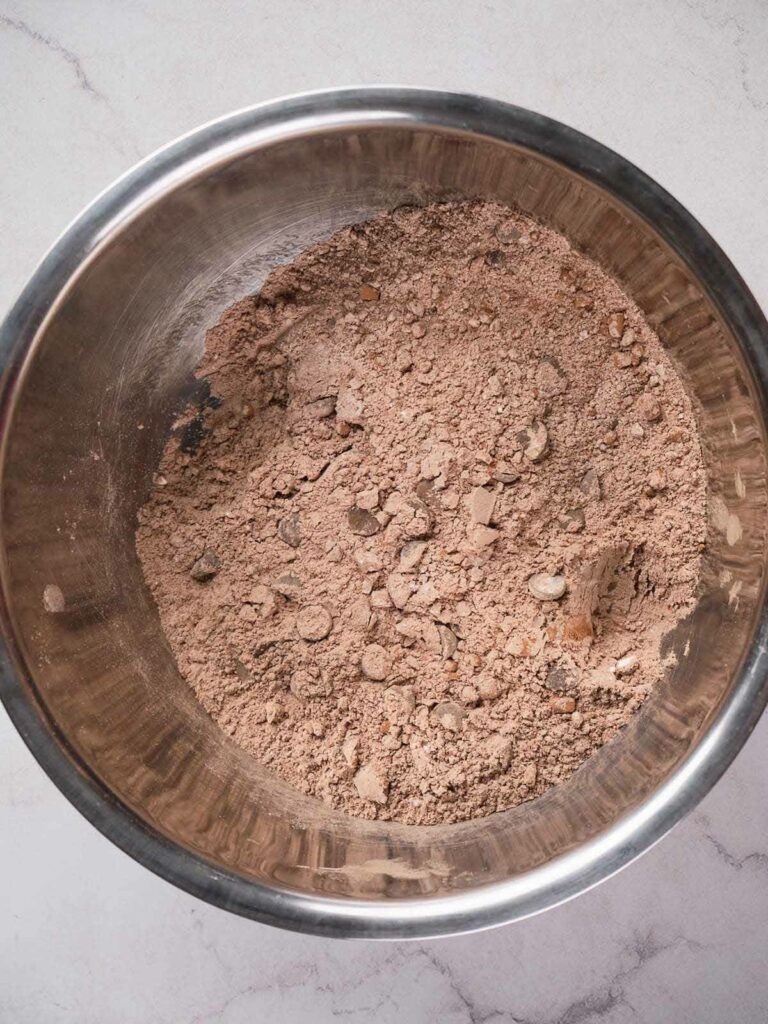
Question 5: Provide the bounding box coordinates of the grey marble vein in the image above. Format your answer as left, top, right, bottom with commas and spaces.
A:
0, 13, 106, 102
417, 946, 526, 1023
703, 832, 768, 874
408, 931, 706, 1024
541, 932, 704, 1024
681, 0, 768, 111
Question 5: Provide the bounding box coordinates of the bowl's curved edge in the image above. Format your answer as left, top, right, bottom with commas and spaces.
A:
2, 87, 768, 939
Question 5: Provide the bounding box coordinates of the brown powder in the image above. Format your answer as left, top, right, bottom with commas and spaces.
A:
136, 200, 707, 825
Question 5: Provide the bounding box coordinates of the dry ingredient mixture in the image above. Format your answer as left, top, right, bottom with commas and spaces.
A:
136, 200, 707, 825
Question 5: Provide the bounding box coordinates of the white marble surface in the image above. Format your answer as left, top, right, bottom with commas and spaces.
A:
2, 1, 768, 1020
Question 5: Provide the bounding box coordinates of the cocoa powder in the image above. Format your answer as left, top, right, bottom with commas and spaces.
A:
136, 200, 707, 825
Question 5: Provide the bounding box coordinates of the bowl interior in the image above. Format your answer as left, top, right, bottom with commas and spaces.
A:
2, 111, 766, 914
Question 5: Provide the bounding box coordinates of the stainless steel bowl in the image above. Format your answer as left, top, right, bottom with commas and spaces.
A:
2, 88, 768, 939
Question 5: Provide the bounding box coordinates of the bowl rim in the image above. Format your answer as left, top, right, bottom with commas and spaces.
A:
2, 86, 768, 939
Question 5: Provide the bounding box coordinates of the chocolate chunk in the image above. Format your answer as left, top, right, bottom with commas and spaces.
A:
190, 549, 220, 581
347, 507, 381, 536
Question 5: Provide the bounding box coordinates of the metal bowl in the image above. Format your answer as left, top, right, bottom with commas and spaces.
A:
2, 88, 767, 939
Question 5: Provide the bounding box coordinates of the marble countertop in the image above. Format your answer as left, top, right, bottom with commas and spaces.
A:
2, 2, 768, 1021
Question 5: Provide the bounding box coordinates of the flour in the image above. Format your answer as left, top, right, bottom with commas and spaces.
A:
136, 200, 706, 824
